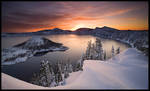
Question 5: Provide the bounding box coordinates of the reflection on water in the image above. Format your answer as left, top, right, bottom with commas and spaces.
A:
1, 34, 130, 82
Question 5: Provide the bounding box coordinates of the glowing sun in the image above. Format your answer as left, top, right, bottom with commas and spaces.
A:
71, 24, 87, 31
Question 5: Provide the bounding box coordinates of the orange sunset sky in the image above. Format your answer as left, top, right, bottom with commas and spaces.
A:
2, 1, 148, 33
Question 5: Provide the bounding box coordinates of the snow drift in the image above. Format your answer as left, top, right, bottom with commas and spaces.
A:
2, 48, 148, 89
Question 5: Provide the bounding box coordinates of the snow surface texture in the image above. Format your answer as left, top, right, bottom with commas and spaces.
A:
2, 48, 148, 89
2, 48, 32, 65
24, 36, 44, 46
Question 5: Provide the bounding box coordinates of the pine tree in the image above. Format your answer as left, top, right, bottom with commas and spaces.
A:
55, 73, 59, 86
100, 49, 104, 60
49, 63, 57, 87
84, 38, 106, 61
42, 60, 54, 87
75, 54, 85, 71
64, 65, 69, 78
82, 53, 85, 60
67, 59, 73, 73
85, 40, 92, 60
95, 38, 103, 60
68, 63, 73, 73
95, 38, 102, 48
103, 50, 106, 60
116, 47, 120, 54
39, 60, 51, 87
80, 54, 84, 70
91, 43, 96, 60
57, 62, 63, 84
112, 46, 115, 57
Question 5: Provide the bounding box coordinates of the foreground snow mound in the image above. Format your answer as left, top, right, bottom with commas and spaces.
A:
2, 36, 68, 65
54, 48, 148, 89
2, 73, 50, 89
2, 48, 148, 89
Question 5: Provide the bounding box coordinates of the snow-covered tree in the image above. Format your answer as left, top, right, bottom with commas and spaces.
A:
95, 38, 103, 60
75, 53, 85, 71
48, 63, 57, 87
85, 38, 106, 61
85, 40, 92, 60
37, 60, 52, 87
112, 46, 115, 57
68, 63, 73, 73
100, 49, 104, 60
56, 62, 63, 85
66, 59, 73, 73
103, 50, 106, 60
116, 47, 120, 54
95, 38, 102, 48
64, 65, 69, 78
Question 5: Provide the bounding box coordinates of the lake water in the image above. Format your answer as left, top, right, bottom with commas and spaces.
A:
1, 34, 130, 83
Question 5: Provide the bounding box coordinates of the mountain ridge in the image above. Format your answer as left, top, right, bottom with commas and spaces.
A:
2, 26, 147, 34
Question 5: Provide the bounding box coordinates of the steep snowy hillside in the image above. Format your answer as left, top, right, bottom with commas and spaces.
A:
2, 36, 68, 65
2, 48, 148, 89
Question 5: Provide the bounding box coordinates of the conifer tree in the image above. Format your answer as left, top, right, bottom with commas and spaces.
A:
57, 62, 63, 83
116, 47, 120, 54
67, 59, 73, 73
104, 50, 106, 60
95, 38, 103, 60
112, 46, 115, 57
85, 40, 92, 60
64, 65, 69, 78
91, 43, 96, 60
49, 63, 57, 87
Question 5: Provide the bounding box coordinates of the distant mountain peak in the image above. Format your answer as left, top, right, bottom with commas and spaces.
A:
95, 26, 118, 31
102, 26, 118, 30
75, 28, 93, 31
52, 28, 62, 31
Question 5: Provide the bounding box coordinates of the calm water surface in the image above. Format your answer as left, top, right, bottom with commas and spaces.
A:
1, 34, 130, 82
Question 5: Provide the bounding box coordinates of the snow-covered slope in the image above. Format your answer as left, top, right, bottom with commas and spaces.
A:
24, 36, 44, 46
2, 48, 148, 89
55, 48, 148, 89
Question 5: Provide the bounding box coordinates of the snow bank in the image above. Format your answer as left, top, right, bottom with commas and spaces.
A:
2, 73, 49, 89
2, 48, 148, 89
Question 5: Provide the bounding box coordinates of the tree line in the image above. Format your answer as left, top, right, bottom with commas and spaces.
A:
83, 38, 120, 61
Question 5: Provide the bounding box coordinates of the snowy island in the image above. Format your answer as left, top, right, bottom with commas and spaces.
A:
2, 36, 68, 65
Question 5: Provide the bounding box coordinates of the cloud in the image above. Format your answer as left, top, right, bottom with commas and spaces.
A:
2, 1, 148, 32
72, 16, 100, 21
10, 12, 71, 24
104, 8, 134, 17
2, 18, 52, 32
2, 10, 72, 32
